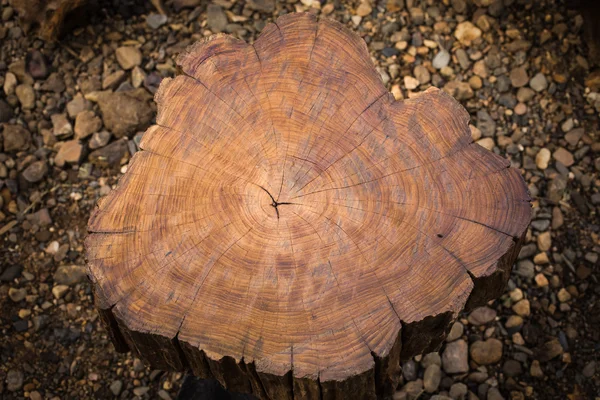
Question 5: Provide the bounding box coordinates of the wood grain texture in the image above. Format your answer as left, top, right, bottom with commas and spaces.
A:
86, 13, 531, 399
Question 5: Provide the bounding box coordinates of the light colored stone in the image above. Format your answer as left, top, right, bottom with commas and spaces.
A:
16, 84, 35, 109
537, 231, 551, 251
404, 76, 420, 90
476, 137, 495, 151
529, 72, 548, 92
442, 339, 469, 373
454, 22, 482, 45
512, 299, 530, 317
115, 46, 143, 70
356, 2, 372, 16
535, 148, 551, 169
553, 147, 574, 167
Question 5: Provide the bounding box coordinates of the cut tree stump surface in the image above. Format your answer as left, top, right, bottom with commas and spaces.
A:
86, 13, 531, 400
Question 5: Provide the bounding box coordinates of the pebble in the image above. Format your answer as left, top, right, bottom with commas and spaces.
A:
476, 138, 495, 151
432, 49, 450, 69
537, 231, 551, 251
22, 160, 48, 183
147, 13, 168, 29
92, 89, 153, 137
557, 288, 571, 302
454, 22, 481, 45
75, 110, 102, 139
89, 131, 112, 149
356, 3, 372, 17
552, 147, 574, 167
564, 128, 584, 146
51, 113, 73, 138
446, 322, 464, 342
6, 369, 24, 392
468, 307, 497, 326
512, 299, 530, 317
52, 284, 69, 299
510, 66, 529, 88
26, 50, 50, 79
529, 72, 548, 92
115, 46, 143, 70
8, 287, 27, 302
54, 140, 83, 167
470, 339, 503, 365
110, 380, 123, 396
3, 124, 31, 152
3, 71, 17, 95
15, 84, 35, 109
404, 76, 420, 90
207, 4, 228, 32
442, 339, 469, 374
53, 265, 88, 286
424, 364, 442, 393
535, 148, 551, 169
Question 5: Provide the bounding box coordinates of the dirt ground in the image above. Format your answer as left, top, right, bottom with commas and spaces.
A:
0, 0, 598, 399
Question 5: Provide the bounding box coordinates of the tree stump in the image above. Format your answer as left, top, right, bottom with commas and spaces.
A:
86, 13, 531, 400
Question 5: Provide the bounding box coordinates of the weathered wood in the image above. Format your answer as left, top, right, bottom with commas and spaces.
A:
86, 13, 531, 399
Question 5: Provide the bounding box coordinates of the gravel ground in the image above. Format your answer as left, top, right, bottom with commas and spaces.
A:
0, 0, 598, 399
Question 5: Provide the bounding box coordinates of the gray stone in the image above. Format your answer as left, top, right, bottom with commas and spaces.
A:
110, 380, 123, 396
89, 131, 112, 149
89, 139, 129, 167
476, 110, 496, 137
147, 13, 168, 29
529, 72, 548, 92
66, 94, 92, 118
207, 5, 228, 33
433, 49, 450, 69
442, 339, 469, 374
468, 307, 497, 326
22, 160, 48, 183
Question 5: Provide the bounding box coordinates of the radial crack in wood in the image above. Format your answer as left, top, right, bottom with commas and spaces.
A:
86, 12, 531, 400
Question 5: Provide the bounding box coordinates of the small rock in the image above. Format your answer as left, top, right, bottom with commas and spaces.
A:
89, 131, 112, 149
3, 72, 17, 95
414, 65, 431, 84
246, 0, 275, 13
3, 124, 31, 152
535, 148, 551, 170
487, 387, 505, 400
102, 70, 127, 90
51, 113, 73, 137
66, 94, 91, 118
564, 128, 584, 146
557, 288, 572, 302
537, 231, 551, 251
537, 339, 563, 362
22, 160, 48, 183
409, 7, 425, 25
404, 76, 420, 90
110, 380, 123, 396
55, 140, 83, 167
503, 360, 522, 377
52, 284, 69, 299
8, 287, 27, 302
26, 50, 50, 79
115, 47, 143, 70
517, 87, 535, 103
132, 66, 147, 88
147, 13, 167, 29
449, 383, 468, 399
454, 22, 481, 45
477, 138, 495, 151
510, 66, 529, 88
443, 81, 473, 100
75, 110, 102, 139
442, 339, 469, 374
553, 147, 574, 167
6, 369, 24, 392
476, 110, 496, 137
93, 89, 153, 138
133, 386, 150, 396
356, 3, 372, 16
15, 84, 35, 109
89, 139, 130, 167
582, 361, 596, 378
207, 4, 228, 32
470, 339, 503, 365
424, 364, 441, 393
468, 307, 497, 325
0, 265, 23, 281
530, 360, 543, 377
529, 72, 548, 92
54, 265, 88, 286
512, 299, 530, 317
446, 322, 464, 342
432, 49, 450, 69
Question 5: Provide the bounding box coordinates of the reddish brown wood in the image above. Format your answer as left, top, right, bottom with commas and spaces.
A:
86, 13, 531, 399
